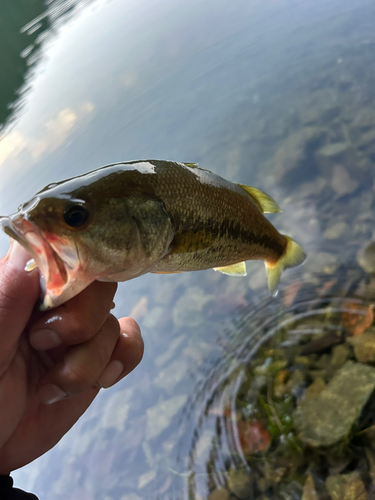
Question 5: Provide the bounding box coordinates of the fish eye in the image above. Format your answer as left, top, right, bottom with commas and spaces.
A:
63, 205, 89, 228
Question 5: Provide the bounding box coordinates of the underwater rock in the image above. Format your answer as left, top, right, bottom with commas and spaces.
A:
272, 127, 327, 184
227, 469, 253, 499
303, 377, 326, 401
237, 419, 271, 454
356, 128, 375, 151
325, 471, 367, 500
330, 344, 350, 368
351, 108, 375, 132
207, 488, 230, 500
365, 448, 375, 480
294, 361, 375, 447
342, 302, 374, 337
302, 475, 319, 500
316, 142, 350, 161
360, 425, 375, 452
347, 330, 375, 363
357, 241, 375, 274
304, 252, 338, 275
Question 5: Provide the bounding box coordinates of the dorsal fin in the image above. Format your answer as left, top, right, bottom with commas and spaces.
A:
239, 185, 282, 213
183, 162, 199, 168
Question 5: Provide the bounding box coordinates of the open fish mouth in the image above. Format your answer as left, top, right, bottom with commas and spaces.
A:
0, 214, 80, 309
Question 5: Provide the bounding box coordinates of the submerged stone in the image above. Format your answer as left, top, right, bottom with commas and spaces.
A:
357, 128, 375, 150
227, 470, 253, 499
325, 472, 367, 500
302, 475, 319, 500
330, 344, 350, 368
352, 108, 375, 131
347, 330, 375, 363
272, 127, 327, 184
357, 241, 375, 274
208, 488, 230, 500
317, 142, 350, 158
294, 361, 375, 447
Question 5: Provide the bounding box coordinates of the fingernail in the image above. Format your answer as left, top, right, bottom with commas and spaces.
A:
98, 360, 124, 388
7, 241, 31, 271
30, 329, 62, 350
38, 384, 67, 405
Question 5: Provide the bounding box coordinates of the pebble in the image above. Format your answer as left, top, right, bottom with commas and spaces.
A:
357, 241, 375, 274
227, 469, 253, 499
302, 475, 319, 500
207, 488, 230, 500
294, 361, 375, 447
326, 471, 367, 500
347, 330, 375, 363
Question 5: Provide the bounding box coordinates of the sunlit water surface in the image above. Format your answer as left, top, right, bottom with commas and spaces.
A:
1, 0, 375, 498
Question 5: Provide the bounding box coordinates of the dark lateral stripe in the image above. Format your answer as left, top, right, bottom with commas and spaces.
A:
171, 214, 286, 258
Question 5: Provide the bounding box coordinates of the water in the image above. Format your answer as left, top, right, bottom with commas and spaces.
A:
1, 0, 375, 498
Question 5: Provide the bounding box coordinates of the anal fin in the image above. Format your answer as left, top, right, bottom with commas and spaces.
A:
213, 261, 247, 276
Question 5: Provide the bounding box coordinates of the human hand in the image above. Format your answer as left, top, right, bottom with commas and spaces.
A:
0, 242, 144, 474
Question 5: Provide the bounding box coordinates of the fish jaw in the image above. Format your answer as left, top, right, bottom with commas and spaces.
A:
0, 214, 95, 310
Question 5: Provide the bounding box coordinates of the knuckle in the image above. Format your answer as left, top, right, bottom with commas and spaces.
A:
62, 364, 95, 393
66, 314, 94, 343
95, 342, 112, 367
106, 314, 121, 333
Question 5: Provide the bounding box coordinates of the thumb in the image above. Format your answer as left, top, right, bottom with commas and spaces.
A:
0, 242, 40, 367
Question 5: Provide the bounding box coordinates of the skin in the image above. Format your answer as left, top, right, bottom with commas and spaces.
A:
0, 241, 144, 474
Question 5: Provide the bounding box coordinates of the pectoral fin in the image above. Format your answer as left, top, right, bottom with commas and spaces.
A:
213, 262, 247, 276
239, 185, 282, 213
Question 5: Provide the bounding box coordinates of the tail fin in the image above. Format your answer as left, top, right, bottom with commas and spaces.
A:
265, 236, 306, 296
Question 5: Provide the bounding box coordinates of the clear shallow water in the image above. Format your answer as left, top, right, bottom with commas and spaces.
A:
1, 0, 375, 498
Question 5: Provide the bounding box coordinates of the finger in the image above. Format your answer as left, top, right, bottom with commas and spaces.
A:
0, 242, 40, 370
29, 281, 117, 350
36, 314, 120, 404
98, 317, 144, 388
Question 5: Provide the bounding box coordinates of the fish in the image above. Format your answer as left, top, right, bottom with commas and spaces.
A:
0, 160, 306, 310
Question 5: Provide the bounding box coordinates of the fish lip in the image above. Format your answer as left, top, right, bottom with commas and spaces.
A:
0, 214, 70, 296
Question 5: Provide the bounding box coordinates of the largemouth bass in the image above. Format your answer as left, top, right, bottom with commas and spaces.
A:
0, 160, 305, 309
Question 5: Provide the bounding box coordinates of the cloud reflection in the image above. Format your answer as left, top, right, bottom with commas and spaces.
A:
0, 101, 94, 172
